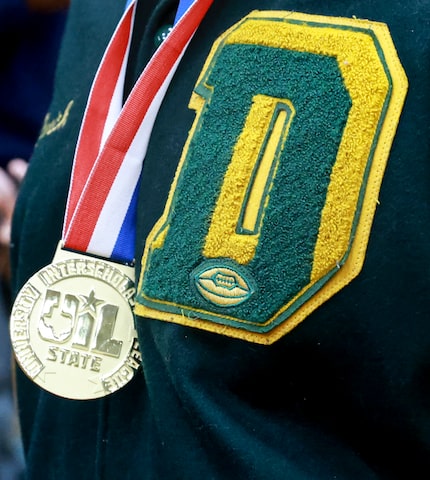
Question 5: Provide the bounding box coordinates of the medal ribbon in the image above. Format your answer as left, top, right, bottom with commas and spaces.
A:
63, 0, 212, 264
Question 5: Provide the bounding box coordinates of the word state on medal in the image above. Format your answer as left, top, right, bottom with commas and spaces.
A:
10, 243, 141, 400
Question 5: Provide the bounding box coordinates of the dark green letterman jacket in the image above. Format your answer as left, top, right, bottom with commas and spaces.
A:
10, 0, 430, 478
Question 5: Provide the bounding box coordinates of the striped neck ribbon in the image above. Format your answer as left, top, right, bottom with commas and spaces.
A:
63, 0, 213, 264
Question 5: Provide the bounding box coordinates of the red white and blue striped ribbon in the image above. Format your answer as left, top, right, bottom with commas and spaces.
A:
63, 0, 212, 263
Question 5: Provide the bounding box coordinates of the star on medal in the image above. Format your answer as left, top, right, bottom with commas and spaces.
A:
79, 290, 103, 315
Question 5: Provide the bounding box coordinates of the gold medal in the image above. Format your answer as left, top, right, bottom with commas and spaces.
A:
10, 242, 141, 400
10, 0, 212, 400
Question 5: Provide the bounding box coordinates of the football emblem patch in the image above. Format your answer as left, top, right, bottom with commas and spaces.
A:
136, 11, 408, 344
192, 261, 255, 307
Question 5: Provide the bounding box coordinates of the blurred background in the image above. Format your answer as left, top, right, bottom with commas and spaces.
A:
0, 1, 68, 478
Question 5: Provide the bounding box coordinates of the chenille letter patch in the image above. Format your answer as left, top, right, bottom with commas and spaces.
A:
135, 11, 408, 344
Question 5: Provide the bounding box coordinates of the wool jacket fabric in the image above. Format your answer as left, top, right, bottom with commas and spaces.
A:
10, 0, 429, 479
